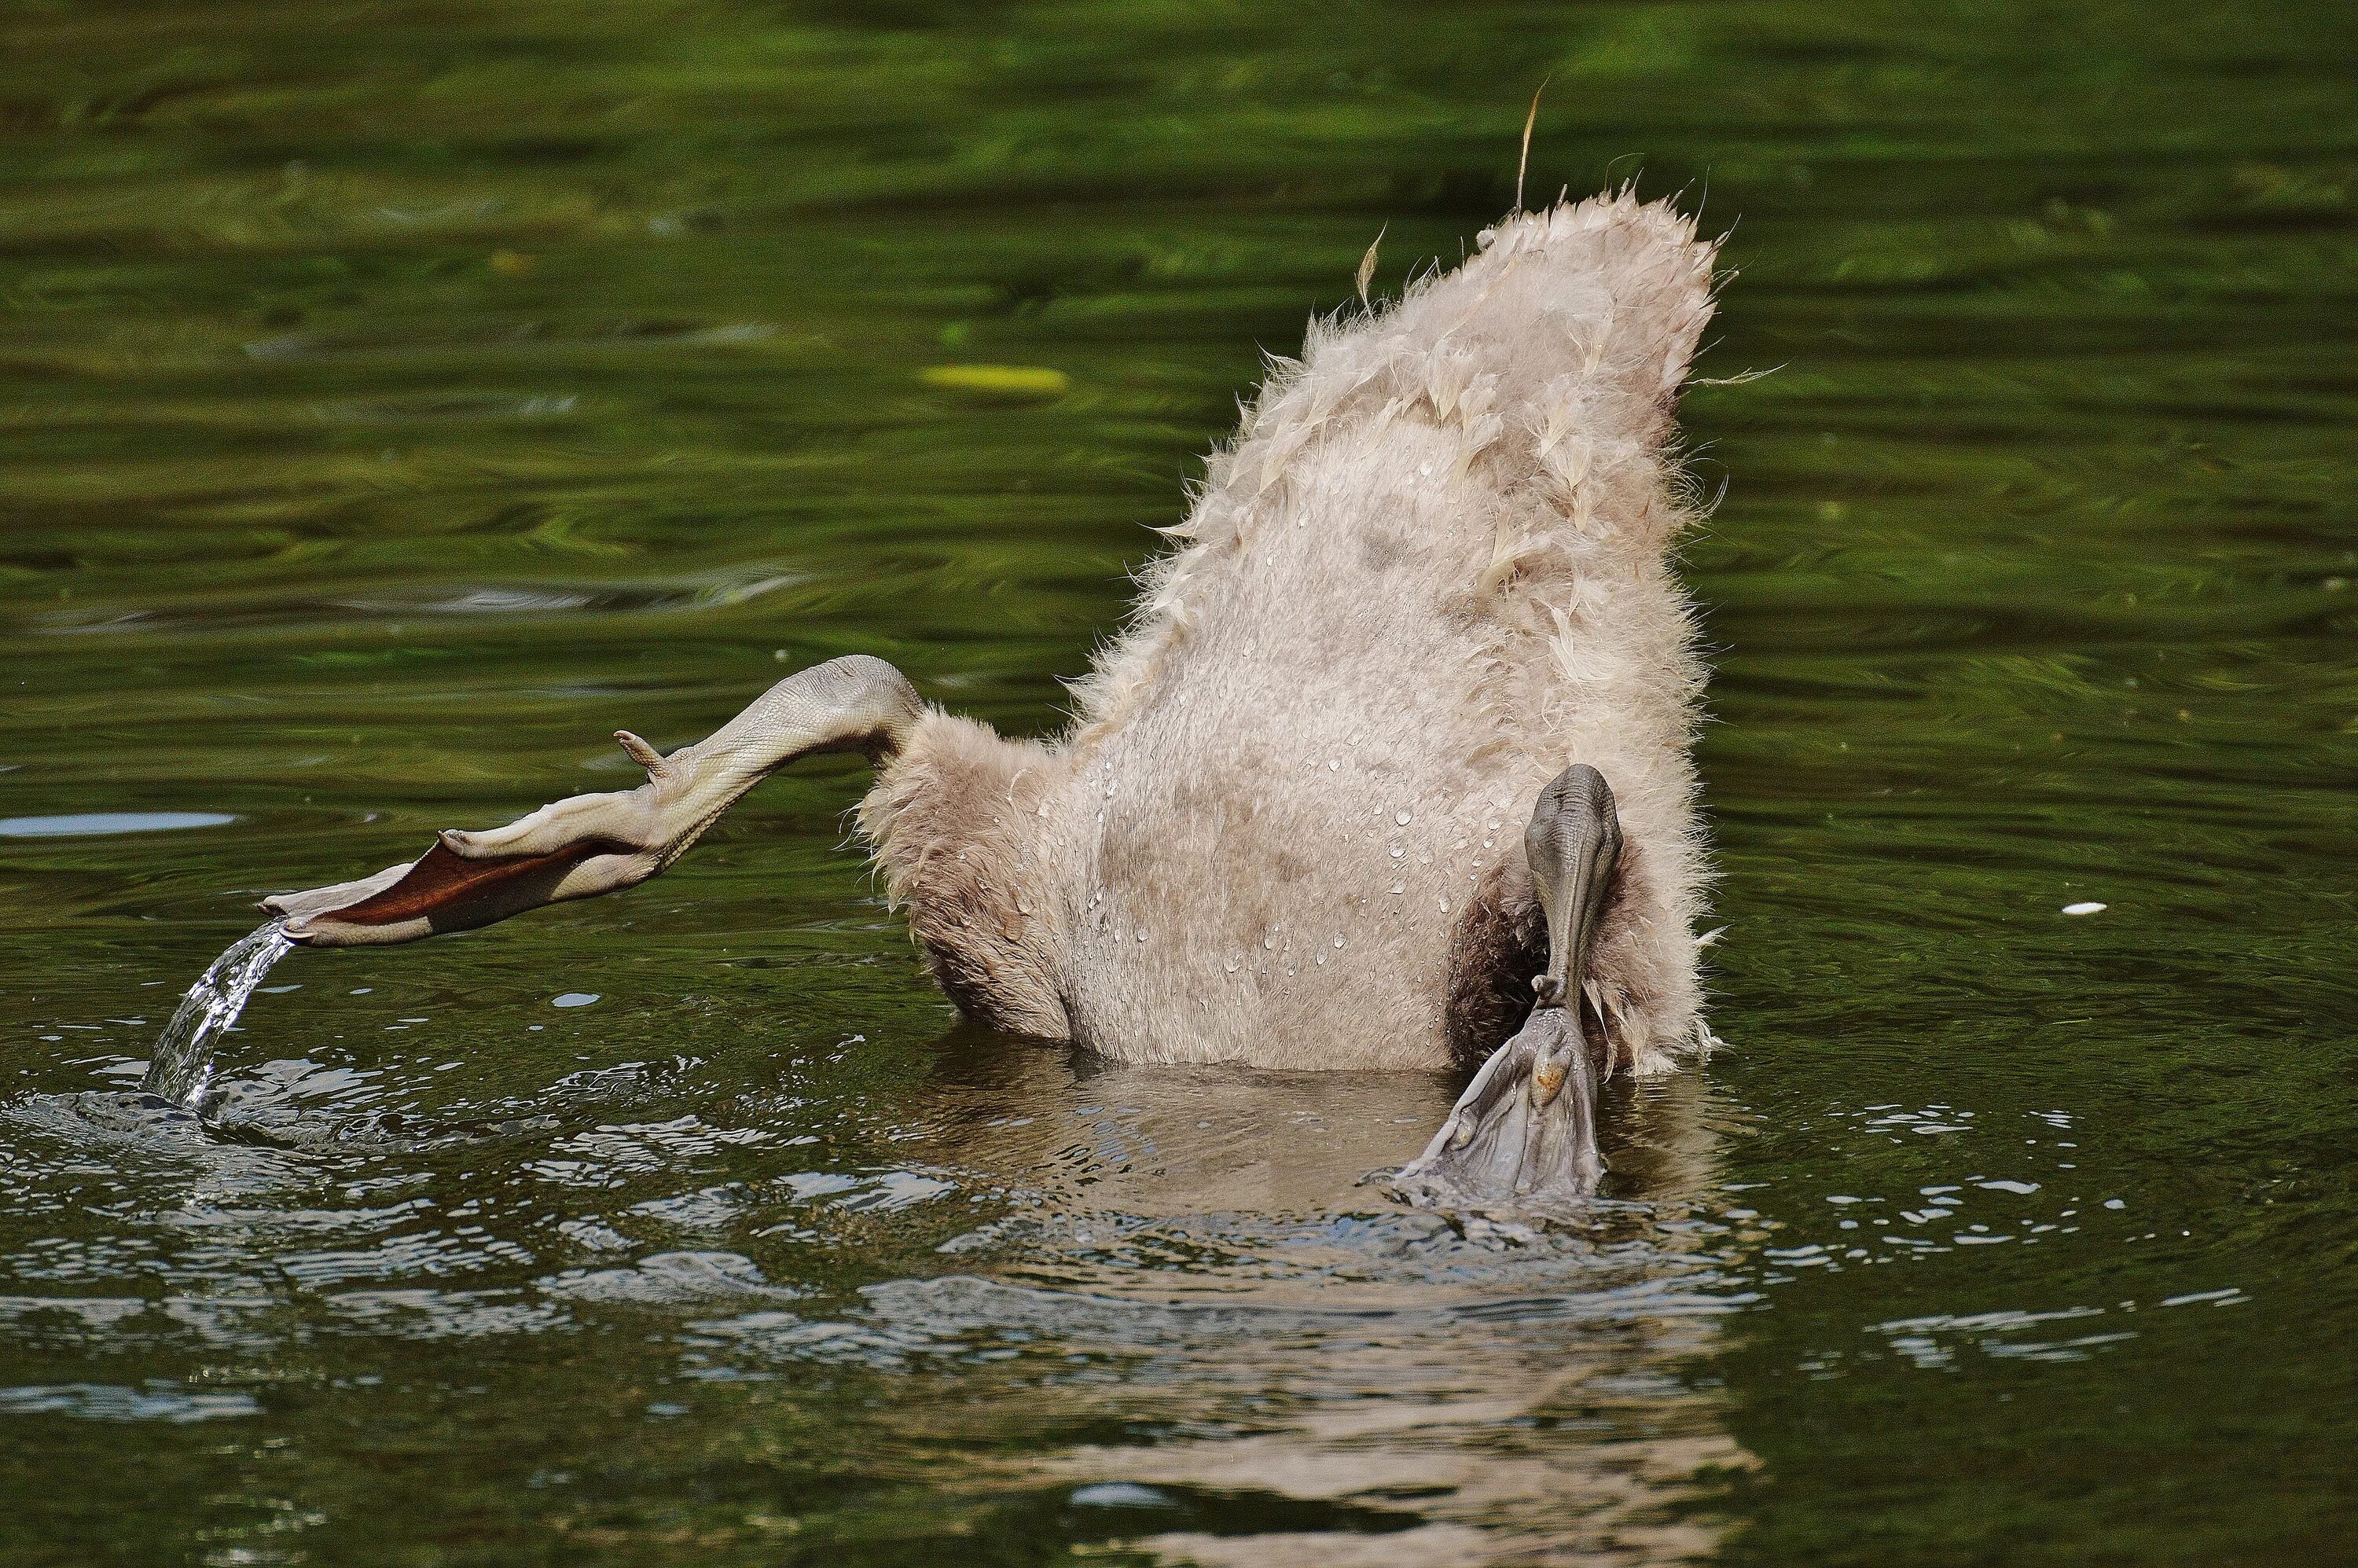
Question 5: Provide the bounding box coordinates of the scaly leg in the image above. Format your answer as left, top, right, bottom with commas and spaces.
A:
1393, 764, 1623, 1209
263, 655, 922, 946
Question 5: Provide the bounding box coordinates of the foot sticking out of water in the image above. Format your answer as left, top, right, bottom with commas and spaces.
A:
1389, 766, 1622, 1210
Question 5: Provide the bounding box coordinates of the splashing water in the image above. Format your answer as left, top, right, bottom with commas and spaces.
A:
141, 922, 295, 1110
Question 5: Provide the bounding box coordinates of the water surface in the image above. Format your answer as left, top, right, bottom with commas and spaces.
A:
2, 1, 2354, 1563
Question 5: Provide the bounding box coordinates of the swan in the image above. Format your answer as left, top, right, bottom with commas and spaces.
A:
265, 191, 1724, 1206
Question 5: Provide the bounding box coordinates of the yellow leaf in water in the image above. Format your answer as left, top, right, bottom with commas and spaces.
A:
919, 363, 1068, 400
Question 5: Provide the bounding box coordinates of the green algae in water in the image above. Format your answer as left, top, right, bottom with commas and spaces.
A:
1, 0, 2355, 1563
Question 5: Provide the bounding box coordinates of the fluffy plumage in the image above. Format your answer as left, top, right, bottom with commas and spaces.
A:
862, 192, 1721, 1074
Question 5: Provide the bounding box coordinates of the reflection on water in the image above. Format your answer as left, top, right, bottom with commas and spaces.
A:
2, 0, 2355, 1561
5, 1029, 1754, 1563
0, 813, 238, 839
894, 1052, 1749, 1566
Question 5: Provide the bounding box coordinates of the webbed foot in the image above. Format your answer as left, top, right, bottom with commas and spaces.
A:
1390, 1005, 1603, 1208
1391, 764, 1622, 1210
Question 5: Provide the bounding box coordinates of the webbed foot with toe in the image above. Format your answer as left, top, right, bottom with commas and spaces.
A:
1391, 763, 1622, 1211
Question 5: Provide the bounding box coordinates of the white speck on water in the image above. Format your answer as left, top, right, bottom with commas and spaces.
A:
1071, 1483, 1173, 1509
553, 993, 599, 1008
1331, 935, 1345, 948
1390, 882, 1405, 894
1977, 1179, 2040, 1195
2103, 1198, 2126, 1210
1224, 958, 1239, 972
1314, 952, 1326, 965
528, 1025, 544, 1031
1390, 846, 1405, 858
1262, 933, 1276, 949
2062, 902, 2107, 916
1327, 759, 1340, 772
1395, 810, 1412, 825
350, 988, 372, 995
2160, 1287, 2245, 1309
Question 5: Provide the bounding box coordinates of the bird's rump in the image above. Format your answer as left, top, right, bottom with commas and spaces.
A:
1050, 193, 1721, 1072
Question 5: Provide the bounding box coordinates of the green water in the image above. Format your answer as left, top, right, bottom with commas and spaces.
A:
4, 1, 2355, 1562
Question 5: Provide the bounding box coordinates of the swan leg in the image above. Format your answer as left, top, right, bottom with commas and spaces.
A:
1391, 765, 1622, 1210
262, 655, 923, 946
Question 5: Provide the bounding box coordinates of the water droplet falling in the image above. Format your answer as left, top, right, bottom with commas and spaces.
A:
142, 922, 296, 1111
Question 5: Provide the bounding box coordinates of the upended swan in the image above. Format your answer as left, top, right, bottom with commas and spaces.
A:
267, 192, 1724, 1206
